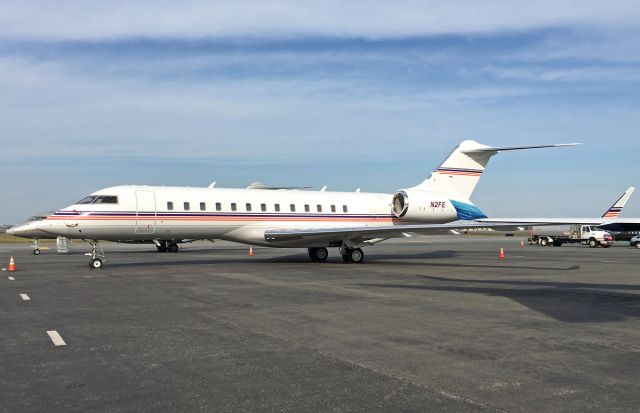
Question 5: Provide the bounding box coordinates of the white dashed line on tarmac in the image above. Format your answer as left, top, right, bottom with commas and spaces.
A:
8, 276, 15, 281
46, 330, 67, 347
19, 293, 30, 301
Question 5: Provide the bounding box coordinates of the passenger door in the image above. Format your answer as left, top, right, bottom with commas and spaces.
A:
135, 190, 156, 234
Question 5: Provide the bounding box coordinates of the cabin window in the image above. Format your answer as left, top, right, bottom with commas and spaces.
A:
331, 205, 336, 213
246, 203, 252, 212
304, 204, 310, 212
167, 202, 174, 211
317, 205, 322, 213
231, 203, 237, 212
261, 203, 267, 212
215, 202, 222, 211
184, 202, 190, 211
290, 204, 296, 212
200, 202, 206, 211
275, 204, 281, 212
343, 205, 348, 213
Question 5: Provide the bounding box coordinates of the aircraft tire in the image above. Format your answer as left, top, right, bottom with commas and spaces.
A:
89, 258, 103, 269
308, 248, 328, 262
33, 249, 41, 255
167, 243, 179, 253
344, 248, 364, 264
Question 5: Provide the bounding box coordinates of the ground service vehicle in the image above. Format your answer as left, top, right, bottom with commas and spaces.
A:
529, 224, 613, 248
630, 235, 640, 248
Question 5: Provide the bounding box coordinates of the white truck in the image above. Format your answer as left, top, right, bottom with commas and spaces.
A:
529, 224, 614, 248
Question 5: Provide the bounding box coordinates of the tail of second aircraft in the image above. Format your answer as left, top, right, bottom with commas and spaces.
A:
602, 187, 635, 218
411, 140, 578, 202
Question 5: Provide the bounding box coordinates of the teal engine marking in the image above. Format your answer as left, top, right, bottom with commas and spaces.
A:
450, 200, 488, 220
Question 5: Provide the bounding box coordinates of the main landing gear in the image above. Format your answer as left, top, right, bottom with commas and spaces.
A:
341, 247, 364, 264
156, 240, 179, 253
307, 246, 365, 263
308, 247, 329, 262
86, 240, 105, 269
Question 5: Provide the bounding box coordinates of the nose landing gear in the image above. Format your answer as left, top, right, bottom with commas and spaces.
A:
85, 240, 105, 269
32, 239, 41, 255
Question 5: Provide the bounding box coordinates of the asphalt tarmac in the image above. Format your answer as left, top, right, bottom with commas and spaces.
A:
1, 237, 639, 412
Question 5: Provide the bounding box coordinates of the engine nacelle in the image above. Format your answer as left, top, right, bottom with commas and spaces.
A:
391, 190, 458, 222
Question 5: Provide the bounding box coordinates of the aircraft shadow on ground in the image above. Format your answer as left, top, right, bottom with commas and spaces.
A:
356, 278, 640, 323
105, 249, 581, 271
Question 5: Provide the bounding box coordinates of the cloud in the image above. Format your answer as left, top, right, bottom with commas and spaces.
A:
1, 1, 640, 41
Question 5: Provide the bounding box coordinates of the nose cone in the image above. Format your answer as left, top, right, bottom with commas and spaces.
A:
5, 222, 47, 239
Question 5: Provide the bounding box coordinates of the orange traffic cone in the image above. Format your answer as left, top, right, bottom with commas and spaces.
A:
498, 248, 505, 260
249, 247, 254, 257
8, 256, 16, 272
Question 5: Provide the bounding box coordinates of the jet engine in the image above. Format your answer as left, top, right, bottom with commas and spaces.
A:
391, 190, 457, 222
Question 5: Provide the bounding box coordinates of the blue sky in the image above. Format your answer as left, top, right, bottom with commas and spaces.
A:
1, 1, 640, 223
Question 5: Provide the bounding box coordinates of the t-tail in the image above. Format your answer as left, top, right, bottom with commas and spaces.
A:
601, 186, 635, 218
410, 140, 579, 213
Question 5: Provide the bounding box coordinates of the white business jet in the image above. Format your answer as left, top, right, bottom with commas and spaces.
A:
22, 140, 576, 268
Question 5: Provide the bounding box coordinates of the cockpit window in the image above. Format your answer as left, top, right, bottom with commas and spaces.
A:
93, 196, 118, 204
77, 196, 98, 204
76, 195, 118, 204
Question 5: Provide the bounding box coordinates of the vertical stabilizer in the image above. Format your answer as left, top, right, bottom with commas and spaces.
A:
411, 140, 494, 201
411, 140, 579, 202
601, 187, 635, 218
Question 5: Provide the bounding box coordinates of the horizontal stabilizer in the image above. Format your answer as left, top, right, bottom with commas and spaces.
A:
246, 182, 313, 190
463, 143, 580, 153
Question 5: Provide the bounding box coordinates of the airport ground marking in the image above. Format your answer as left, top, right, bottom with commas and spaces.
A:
19, 293, 30, 301
8, 276, 15, 281
46, 330, 67, 347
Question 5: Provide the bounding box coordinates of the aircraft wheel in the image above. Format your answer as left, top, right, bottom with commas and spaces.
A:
308, 248, 328, 262
167, 243, 179, 253
33, 249, 41, 255
89, 258, 103, 269
350, 248, 364, 263
342, 248, 364, 264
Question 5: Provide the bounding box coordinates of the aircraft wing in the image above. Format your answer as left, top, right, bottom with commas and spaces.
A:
264, 220, 544, 244
477, 218, 606, 225
479, 217, 640, 232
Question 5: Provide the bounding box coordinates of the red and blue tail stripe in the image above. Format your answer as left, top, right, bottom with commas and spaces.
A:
435, 167, 483, 177
603, 208, 622, 218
